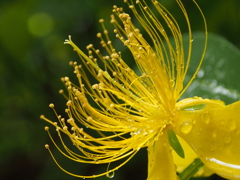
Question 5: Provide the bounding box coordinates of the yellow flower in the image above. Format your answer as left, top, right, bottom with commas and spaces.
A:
41, 0, 240, 179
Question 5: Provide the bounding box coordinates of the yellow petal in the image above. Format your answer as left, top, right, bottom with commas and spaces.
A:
175, 98, 240, 179
147, 130, 178, 180
172, 135, 214, 177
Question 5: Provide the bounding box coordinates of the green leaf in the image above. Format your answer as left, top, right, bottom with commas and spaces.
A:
168, 129, 185, 158
178, 158, 204, 180
182, 33, 240, 104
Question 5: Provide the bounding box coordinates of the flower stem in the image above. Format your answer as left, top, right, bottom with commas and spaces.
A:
178, 158, 204, 180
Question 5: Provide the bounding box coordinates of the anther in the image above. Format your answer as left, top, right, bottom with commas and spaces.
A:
86, 44, 93, 49
104, 30, 108, 34
87, 117, 93, 122
97, 33, 102, 38
45, 144, 49, 149
66, 100, 72, 106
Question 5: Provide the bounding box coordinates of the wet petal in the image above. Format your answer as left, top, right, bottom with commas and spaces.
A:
175, 98, 240, 179
147, 131, 178, 180
172, 135, 213, 177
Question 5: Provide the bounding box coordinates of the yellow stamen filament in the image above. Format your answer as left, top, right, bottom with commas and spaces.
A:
41, 0, 207, 178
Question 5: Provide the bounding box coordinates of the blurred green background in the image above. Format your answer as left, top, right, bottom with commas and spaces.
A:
1, 0, 240, 179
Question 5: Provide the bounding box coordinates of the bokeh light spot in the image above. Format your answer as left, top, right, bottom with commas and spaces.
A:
28, 12, 53, 37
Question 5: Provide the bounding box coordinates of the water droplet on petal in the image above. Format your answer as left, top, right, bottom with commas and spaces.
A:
179, 122, 193, 134
212, 131, 217, 138
226, 118, 236, 131
201, 112, 210, 124
224, 134, 232, 144
106, 171, 115, 178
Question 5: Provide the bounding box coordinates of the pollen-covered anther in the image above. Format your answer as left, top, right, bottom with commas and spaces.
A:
97, 70, 103, 77
113, 29, 118, 34
107, 41, 112, 45
97, 33, 102, 38
56, 127, 60, 131
111, 53, 119, 59
125, 68, 130, 72
45, 144, 49, 149
65, 81, 71, 86
99, 19, 104, 23
136, 0, 140, 4
40, 115, 45, 119
104, 30, 108, 35
134, 29, 140, 35
49, 103, 54, 108
59, 89, 64, 94
67, 118, 74, 123
63, 126, 68, 130
44, 126, 49, 131
92, 84, 99, 89
124, 40, 130, 46
64, 76, 69, 82
129, 5, 134, 9
99, 83, 104, 89
78, 128, 83, 133
71, 127, 76, 131
86, 44, 93, 50
87, 117, 93, 122
110, 16, 116, 23
95, 49, 100, 54
61, 118, 65, 123
112, 72, 117, 77
127, 32, 134, 38
110, 103, 115, 108
66, 100, 72, 106
104, 56, 110, 60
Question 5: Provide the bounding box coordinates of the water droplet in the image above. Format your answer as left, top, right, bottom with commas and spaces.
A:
226, 119, 236, 131
179, 122, 193, 134
201, 112, 210, 124
224, 134, 232, 144
106, 171, 115, 178
212, 131, 217, 138
210, 145, 215, 152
